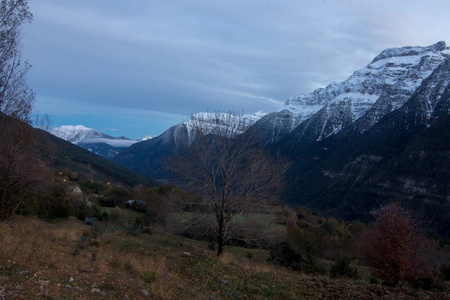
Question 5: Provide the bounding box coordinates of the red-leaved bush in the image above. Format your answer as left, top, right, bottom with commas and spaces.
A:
362, 203, 424, 283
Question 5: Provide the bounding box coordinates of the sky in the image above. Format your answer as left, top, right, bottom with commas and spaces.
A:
22, 0, 450, 139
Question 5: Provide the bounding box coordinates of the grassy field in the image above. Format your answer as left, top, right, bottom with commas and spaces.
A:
0, 216, 448, 299
101, 206, 145, 219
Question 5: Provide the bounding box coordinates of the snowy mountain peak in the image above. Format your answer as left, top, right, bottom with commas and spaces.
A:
184, 111, 267, 142
257, 42, 450, 143
140, 135, 153, 141
155, 111, 267, 148
49, 125, 105, 144
49, 125, 139, 158
244, 111, 267, 123
371, 41, 447, 64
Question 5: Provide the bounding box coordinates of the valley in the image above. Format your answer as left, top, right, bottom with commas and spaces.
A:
1, 1, 449, 296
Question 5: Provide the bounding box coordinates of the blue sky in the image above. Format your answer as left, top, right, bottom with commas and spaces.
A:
22, 0, 450, 139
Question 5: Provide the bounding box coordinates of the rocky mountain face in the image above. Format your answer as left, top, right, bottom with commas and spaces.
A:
111, 42, 450, 237
279, 58, 450, 238
112, 112, 266, 179
49, 125, 138, 158
254, 41, 450, 144
115, 42, 450, 176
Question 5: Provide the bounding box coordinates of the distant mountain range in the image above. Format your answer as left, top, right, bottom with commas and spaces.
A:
254, 41, 450, 144
47, 42, 450, 238
0, 114, 157, 187
114, 41, 450, 173
49, 125, 146, 159
109, 41, 450, 238
278, 57, 450, 238
111, 111, 266, 180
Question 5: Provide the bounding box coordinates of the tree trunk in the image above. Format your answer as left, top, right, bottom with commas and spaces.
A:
217, 234, 224, 256
217, 221, 225, 256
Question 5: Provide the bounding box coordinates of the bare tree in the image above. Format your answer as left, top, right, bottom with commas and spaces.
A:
168, 112, 289, 256
0, 0, 34, 123
33, 112, 52, 130
0, 114, 53, 219
0, 1, 51, 219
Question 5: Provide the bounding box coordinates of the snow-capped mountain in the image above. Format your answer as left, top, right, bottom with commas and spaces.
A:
112, 41, 450, 238
49, 125, 138, 158
156, 111, 267, 148
283, 56, 450, 239
114, 41, 450, 181
112, 111, 266, 179
140, 135, 153, 141
50, 125, 102, 144
253, 41, 450, 144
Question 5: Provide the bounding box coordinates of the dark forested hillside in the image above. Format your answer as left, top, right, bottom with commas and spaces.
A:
278, 61, 450, 238
110, 43, 450, 239
0, 113, 158, 187
37, 129, 159, 187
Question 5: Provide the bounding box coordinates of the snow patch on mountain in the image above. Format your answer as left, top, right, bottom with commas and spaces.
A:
158, 111, 267, 148
186, 111, 267, 142
49, 125, 138, 147
140, 135, 153, 141
49, 125, 103, 144
256, 41, 450, 143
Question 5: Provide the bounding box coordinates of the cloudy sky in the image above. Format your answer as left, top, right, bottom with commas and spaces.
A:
23, 0, 450, 139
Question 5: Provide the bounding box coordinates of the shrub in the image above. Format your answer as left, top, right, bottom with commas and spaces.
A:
208, 242, 215, 251
369, 273, 380, 285
413, 267, 447, 291
329, 257, 360, 280
106, 187, 132, 207
130, 218, 143, 235
75, 203, 88, 221
268, 242, 325, 274
286, 221, 326, 259
362, 203, 424, 283
142, 271, 158, 283
321, 220, 336, 236
32, 185, 75, 219
440, 264, 450, 281
80, 229, 91, 247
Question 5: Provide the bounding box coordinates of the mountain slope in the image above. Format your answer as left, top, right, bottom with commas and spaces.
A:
112, 125, 182, 181
6, 120, 158, 187
110, 42, 450, 239
113, 112, 266, 179
49, 125, 138, 158
114, 42, 450, 183
280, 59, 450, 238
254, 41, 450, 144
44, 136, 157, 187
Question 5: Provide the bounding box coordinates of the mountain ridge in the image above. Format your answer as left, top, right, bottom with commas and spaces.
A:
113, 41, 450, 181
112, 111, 266, 179
49, 125, 139, 158
253, 41, 450, 144
0, 113, 157, 187
278, 58, 450, 237
46, 42, 450, 237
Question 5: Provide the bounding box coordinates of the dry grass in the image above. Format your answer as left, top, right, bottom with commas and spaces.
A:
217, 251, 274, 273
0, 218, 78, 269
241, 260, 274, 274
217, 252, 234, 265
0, 216, 176, 298
0, 216, 448, 299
